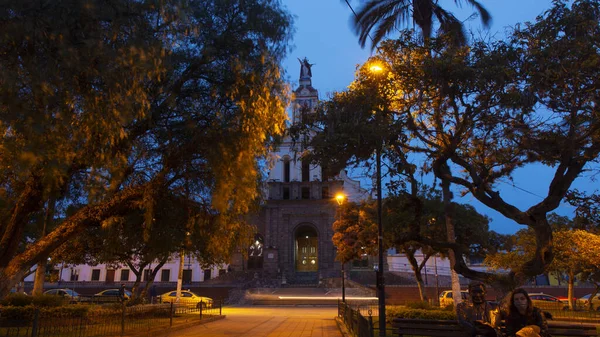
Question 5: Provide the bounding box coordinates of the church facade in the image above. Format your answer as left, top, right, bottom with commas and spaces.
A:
231, 58, 369, 284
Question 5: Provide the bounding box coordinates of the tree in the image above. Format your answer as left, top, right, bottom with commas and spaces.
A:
0, 0, 292, 296
299, 0, 600, 290
349, 0, 491, 49
486, 223, 600, 310
384, 188, 491, 301
332, 201, 379, 266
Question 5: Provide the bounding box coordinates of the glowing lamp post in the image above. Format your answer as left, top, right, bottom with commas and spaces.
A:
369, 61, 386, 337
335, 193, 346, 302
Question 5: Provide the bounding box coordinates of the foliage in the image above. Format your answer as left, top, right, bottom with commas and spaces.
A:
385, 189, 492, 258
404, 301, 435, 310
0, 0, 292, 295
385, 307, 456, 322
0, 293, 71, 307
0, 304, 88, 319
332, 201, 378, 264
485, 218, 600, 304
300, 0, 600, 288
349, 0, 491, 49
0, 293, 34, 307
566, 190, 600, 231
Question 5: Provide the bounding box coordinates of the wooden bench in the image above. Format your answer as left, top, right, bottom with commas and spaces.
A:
392, 318, 600, 337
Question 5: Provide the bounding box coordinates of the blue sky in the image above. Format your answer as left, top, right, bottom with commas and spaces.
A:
278, 0, 594, 235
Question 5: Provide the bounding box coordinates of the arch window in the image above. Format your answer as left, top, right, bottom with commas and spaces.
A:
283, 158, 290, 182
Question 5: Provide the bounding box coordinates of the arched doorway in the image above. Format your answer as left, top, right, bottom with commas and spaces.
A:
248, 234, 264, 269
295, 225, 318, 272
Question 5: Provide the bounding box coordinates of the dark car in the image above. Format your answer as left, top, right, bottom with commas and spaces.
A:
92, 289, 132, 303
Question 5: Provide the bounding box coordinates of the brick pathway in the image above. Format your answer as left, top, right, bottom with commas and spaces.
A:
170, 306, 343, 337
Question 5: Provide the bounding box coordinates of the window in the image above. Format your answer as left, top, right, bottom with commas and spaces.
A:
322, 165, 329, 182
183, 269, 192, 284
321, 186, 329, 199
283, 186, 290, 200
301, 186, 310, 199
120, 269, 129, 281
203, 269, 211, 281
70, 269, 79, 281
283, 159, 290, 182
161, 269, 170, 282
218, 269, 226, 276
91, 269, 101, 281
143, 269, 152, 282
301, 160, 310, 182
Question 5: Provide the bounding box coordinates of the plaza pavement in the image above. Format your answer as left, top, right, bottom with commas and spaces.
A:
167, 306, 345, 337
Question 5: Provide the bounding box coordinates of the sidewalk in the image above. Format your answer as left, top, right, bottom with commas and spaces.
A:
167, 306, 343, 337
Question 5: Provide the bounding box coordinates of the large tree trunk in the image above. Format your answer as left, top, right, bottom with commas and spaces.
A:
567, 270, 575, 310
126, 260, 148, 301
141, 259, 167, 302
32, 196, 57, 295
406, 249, 430, 301
440, 164, 462, 309
0, 174, 44, 268
176, 251, 184, 301
0, 185, 144, 297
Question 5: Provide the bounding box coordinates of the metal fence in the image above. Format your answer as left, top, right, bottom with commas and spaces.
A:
0, 300, 223, 337
338, 301, 375, 337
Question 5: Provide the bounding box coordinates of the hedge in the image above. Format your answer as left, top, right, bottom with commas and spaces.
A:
386, 307, 457, 322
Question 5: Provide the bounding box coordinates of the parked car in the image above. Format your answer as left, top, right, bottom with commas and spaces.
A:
159, 290, 213, 309
528, 293, 568, 311
576, 294, 600, 310
439, 290, 469, 307
92, 288, 132, 303
556, 295, 577, 305
43, 288, 81, 302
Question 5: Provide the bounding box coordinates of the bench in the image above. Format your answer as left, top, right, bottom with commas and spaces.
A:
392, 318, 599, 337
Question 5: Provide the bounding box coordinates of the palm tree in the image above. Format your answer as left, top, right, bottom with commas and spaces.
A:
349, 0, 491, 49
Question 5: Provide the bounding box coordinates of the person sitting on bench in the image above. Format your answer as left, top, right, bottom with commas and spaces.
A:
504, 288, 550, 337
457, 281, 499, 337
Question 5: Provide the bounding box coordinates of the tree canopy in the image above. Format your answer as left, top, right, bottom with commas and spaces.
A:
0, 0, 293, 295
296, 0, 600, 288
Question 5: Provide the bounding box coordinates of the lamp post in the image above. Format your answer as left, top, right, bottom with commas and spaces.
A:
368, 62, 387, 337
376, 146, 385, 336
335, 193, 346, 303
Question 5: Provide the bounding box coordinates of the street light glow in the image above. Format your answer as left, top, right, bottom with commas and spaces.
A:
335, 193, 345, 205
369, 64, 384, 73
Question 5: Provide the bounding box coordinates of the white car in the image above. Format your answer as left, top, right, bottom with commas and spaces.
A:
43, 288, 81, 302
576, 294, 600, 310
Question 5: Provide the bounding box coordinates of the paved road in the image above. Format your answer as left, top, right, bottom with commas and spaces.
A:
170, 306, 343, 337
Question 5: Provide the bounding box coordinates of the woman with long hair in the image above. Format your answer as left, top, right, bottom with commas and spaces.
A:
505, 288, 551, 337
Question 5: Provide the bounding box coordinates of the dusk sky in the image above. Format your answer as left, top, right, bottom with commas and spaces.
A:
278, 0, 594, 235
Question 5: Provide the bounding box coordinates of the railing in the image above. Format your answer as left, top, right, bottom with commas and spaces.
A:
338, 300, 374, 337
0, 300, 223, 337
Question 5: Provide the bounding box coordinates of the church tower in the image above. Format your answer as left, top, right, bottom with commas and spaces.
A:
239, 58, 367, 284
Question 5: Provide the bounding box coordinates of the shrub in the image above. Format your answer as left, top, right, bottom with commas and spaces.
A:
404, 301, 434, 310
31, 294, 68, 307
0, 293, 33, 307
386, 308, 457, 323
0, 305, 37, 319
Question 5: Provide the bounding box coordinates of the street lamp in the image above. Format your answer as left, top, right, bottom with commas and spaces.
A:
335, 193, 346, 303
369, 62, 386, 337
